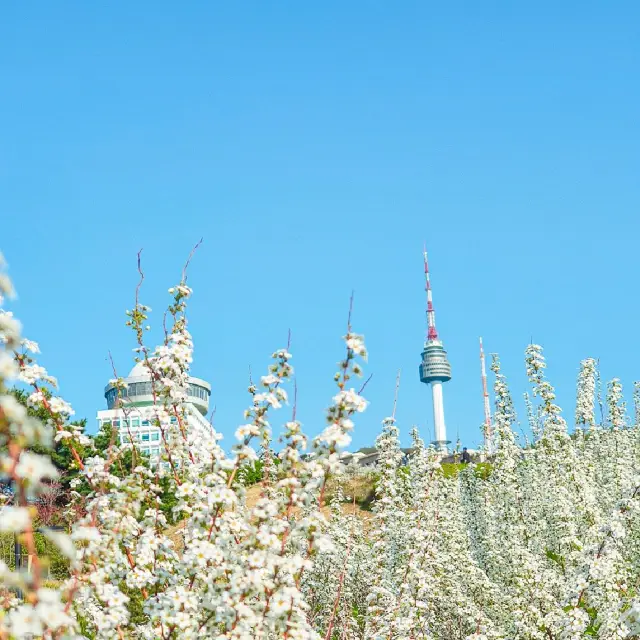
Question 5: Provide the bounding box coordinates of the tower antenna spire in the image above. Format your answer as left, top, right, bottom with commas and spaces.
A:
423, 244, 439, 342
479, 337, 493, 453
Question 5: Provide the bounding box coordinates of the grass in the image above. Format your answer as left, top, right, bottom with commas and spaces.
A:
441, 462, 493, 479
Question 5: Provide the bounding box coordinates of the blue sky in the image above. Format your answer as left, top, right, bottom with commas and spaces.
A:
2, 2, 639, 450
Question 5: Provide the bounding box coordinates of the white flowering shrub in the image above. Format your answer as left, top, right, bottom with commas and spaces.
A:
3, 252, 640, 639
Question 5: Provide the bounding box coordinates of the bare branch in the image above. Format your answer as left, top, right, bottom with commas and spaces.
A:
392, 369, 401, 420
358, 374, 373, 395
208, 405, 217, 429
135, 249, 144, 310
292, 379, 298, 422
182, 237, 203, 284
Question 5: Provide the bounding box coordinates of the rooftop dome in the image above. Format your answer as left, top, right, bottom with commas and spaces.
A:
105, 361, 211, 414
128, 361, 150, 379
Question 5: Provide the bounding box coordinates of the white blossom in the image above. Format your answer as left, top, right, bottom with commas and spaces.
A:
15, 451, 59, 484
3, 256, 640, 640
0, 506, 31, 532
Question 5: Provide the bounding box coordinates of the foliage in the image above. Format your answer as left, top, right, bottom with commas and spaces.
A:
5, 388, 88, 492
238, 456, 282, 487
239, 458, 266, 485
325, 466, 378, 507
441, 461, 493, 479
0, 532, 69, 581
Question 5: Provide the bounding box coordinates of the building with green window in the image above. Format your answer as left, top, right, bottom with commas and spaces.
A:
96, 361, 212, 463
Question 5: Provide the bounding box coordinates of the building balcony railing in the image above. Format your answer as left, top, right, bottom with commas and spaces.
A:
105, 381, 210, 410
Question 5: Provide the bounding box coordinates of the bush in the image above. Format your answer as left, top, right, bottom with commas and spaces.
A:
0, 532, 69, 581
440, 461, 493, 479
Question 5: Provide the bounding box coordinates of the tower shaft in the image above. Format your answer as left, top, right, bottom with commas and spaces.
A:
431, 380, 447, 446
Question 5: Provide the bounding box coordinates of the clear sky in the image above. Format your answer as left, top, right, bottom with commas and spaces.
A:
2, 2, 639, 451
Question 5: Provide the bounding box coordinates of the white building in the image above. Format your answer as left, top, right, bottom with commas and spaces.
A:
96, 362, 212, 463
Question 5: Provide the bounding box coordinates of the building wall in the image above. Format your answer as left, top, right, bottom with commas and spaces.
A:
96, 404, 211, 464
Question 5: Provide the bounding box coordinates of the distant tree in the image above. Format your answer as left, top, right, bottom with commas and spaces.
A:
35, 479, 66, 526
6, 388, 88, 494
91, 420, 138, 478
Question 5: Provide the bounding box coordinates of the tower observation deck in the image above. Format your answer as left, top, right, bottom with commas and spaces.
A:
419, 342, 452, 384
418, 248, 452, 452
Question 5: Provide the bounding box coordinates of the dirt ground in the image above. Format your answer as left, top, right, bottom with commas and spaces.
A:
167, 484, 374, 551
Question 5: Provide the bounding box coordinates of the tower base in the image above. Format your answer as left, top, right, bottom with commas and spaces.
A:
431, 439, 450, 453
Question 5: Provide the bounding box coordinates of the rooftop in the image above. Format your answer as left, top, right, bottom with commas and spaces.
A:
128, 361, 148, 378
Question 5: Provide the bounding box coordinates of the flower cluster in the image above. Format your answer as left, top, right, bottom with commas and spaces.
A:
576, 358, 597, 428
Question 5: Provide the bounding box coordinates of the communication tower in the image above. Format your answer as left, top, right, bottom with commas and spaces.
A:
418, 248, 452, 452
